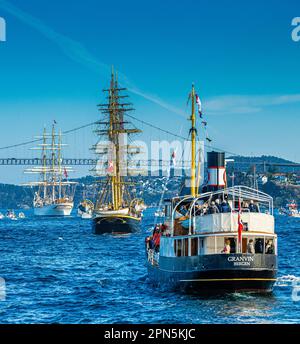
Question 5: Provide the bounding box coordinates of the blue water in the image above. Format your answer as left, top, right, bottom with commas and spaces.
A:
0, 209, 300, 324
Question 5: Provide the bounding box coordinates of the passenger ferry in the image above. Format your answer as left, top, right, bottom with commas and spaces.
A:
145, 85, 277, 293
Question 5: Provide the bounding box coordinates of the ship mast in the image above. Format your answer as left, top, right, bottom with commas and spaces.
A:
94, 67, 142, 211
58, 129, 62, 200
190, 84, 197, 197
51, 123, 56, 202
42, 127, 47, 199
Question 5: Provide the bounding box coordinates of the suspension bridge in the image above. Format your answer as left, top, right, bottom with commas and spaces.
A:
0, 114, 299, 183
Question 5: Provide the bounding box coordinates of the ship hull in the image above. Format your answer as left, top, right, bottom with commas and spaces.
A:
93, 215, 141, 234
147, 253, 277, 294
34, 203, 73, 216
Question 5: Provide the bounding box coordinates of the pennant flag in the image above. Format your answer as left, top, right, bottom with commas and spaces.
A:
107, 160, 114, 173
201, 121, 207, 127
186, 93, 191, 106
195, 94, 203, 117
54, 120, 57, 124
64, 167, 68, 179
238, 198, 244, 252
206, 137, 212, 143
171, 151, 176, 167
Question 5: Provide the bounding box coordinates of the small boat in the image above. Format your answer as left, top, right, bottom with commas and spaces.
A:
287, 201, 300, 218
145, 84, 277, 294
78, 199, 94, 219
6, 210, 17, 220
18, 212, 26, 219
92, 68, 145, 234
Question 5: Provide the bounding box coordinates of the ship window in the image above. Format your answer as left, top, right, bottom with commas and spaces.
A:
254, 238, 264, 254
190, 238, 198, 256
165, 204, 171, 217
174, 238, 190, 257
184, 238, 188, 256
265, 239, 275, 254
174, 239, 183, 257
228, 238, 236, 253
198, 238, 204, 255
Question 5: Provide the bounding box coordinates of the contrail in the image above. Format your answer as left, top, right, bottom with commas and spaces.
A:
0, 0, 186, 117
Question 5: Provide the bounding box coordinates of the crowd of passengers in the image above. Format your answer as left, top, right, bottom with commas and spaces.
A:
222, 238, 274, 254
178, 196, 260, 217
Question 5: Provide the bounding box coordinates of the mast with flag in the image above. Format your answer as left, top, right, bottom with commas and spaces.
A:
91, 67, 145, 234
190, 84, 197, 197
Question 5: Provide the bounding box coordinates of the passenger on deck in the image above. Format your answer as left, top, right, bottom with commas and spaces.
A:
179, 204, 189, 216
215, 199, 222, 213
221, 239, 231, 254
161, 224, 170, 237
201, 203, 209, 216
194, 204, 202, 216
255, 238, 264, 253
265, 240, 274, 254
247, 239, 255, 254
209, 201, 220, 214
243, 202, 249, 211
221, 198, 231, 213
249, 200, 259, 213
153, 227, 162, 252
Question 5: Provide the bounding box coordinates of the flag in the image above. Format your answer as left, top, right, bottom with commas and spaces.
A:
201, 121, 207, 127
238, 198, 244, 252
206, 137, 212, 143
195, 94, 203, 117
186, 93, 191, 106
107, 160, 114, 173
171, 151, 176, 167
64, 167, 68, 179
54, 120, 57, 124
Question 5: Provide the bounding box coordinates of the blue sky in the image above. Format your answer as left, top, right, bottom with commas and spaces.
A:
0, 0, 300, 183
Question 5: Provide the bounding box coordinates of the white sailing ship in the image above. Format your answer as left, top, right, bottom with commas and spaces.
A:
24, 124, 77, 217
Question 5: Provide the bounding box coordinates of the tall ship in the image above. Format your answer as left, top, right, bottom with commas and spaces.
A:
24, 124, 77, 216
92, 69, 145, 234
146, 85, 278, 293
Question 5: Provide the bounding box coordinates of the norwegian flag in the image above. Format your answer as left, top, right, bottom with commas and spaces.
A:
107, 160, 114, 174
195, 94, 203, 117
238, 198, 244, 252
64, 167, 68, 179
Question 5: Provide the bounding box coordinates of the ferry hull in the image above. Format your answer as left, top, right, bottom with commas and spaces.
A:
34, 203, 73, 217
147, 254, 277, 294
93, 215, 141, 234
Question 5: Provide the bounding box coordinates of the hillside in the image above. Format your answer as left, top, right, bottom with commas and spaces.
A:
0, 155, 298, 209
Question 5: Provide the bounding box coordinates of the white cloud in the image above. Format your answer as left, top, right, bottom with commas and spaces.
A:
204, 94, 300, 115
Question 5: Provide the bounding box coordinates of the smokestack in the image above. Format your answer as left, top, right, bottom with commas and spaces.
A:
206, 151, 226, 192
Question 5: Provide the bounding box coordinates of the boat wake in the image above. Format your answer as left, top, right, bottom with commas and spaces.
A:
275, 275, 300, 287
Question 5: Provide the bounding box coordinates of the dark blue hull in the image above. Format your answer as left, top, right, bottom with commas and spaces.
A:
93, 215, 141, 235
147, 254, 277, 294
